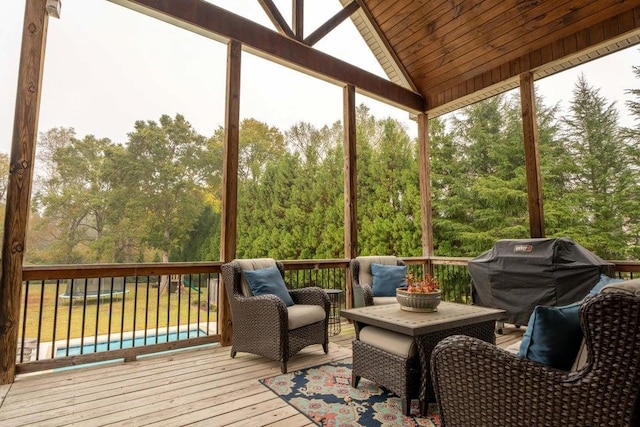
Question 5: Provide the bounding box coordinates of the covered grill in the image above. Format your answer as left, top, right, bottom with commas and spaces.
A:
469, 238, 613, 326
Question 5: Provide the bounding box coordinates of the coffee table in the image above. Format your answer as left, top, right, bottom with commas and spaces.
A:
341, 302, 505, 414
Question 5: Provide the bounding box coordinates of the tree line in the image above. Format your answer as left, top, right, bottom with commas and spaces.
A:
20, 72, 640, 264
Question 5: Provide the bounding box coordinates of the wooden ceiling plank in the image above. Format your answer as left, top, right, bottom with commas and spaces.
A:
367, 0, 411, 23
108, 0, 424, 112
427, 9, 640, 113
257, 0, 295, 39
303, 1, 360, 46
404, 0, 576, 77
603, 15, 620, 39
618, 7, 635, 33
553, 37, 567, 59
576, 28, 592, 51
540, 44, 554, 65
383, 0, 483, 54
415, 0, 627, 84
395, 0, 562, 68
414, 1, 632, 94
377, 0, 451, 37
491, 66, 501, 85
590, 20, 606, 45
529, 47, 543, 69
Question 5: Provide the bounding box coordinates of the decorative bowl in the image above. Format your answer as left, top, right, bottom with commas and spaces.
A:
396, 288, 441, 312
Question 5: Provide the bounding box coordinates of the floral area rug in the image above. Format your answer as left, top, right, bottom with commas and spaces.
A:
259, 358, 440, 426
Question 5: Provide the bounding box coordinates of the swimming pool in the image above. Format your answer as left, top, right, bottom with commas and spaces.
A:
56, 328, 207, 357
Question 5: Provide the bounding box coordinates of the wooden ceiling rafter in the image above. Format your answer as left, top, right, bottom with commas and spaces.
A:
108, 0, 424, 112
257, 0, 295, 39
293, 0, 304, 40
303, 1, 360, 46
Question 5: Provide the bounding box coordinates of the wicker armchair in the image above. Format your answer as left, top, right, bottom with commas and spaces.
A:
431, 282, 640, 427
220, 258, 330, 374
350, 256, 405, 307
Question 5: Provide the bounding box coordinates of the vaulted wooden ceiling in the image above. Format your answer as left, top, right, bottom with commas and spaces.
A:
345, 0, 640, 115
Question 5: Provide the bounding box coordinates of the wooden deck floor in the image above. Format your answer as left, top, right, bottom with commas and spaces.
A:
0, 322, 523, 426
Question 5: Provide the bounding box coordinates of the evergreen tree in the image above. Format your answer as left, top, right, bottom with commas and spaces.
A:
561, 75, 635, 258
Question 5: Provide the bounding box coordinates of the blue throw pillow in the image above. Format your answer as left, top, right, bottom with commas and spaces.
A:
588, 274, 625, 296
370, 263, 407, 297
244, 266, 294, 306
518, 302, 582, 371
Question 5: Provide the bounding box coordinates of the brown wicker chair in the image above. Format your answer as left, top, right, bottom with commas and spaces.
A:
220, 258, 330, 374
350, 256, 405, 307
431, 281, 640, 427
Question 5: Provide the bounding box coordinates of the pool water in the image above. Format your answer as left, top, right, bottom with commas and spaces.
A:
56, 329, 206, 357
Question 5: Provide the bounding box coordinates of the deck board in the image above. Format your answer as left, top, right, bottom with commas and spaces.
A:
0, 321, 523, 426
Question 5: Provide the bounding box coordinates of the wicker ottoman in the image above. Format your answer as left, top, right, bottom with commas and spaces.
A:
351, 326, 420, 415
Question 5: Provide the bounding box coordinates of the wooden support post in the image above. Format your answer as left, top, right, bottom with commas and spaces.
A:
292, 0, 304, 40
219, 39, 241, 347
343, 84, 357, 308
520, 72, 545, 238
0, 0, 49, 385
418, 113, 434, 276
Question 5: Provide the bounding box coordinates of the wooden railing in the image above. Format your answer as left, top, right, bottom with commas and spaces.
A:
17, 257, 639, 374
19, 263, 221, 374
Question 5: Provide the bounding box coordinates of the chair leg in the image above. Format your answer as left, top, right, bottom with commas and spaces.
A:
351, 373, 360, 387
323, 343, 329, 354
402, 399, 410, 416
230, 349, 237, 358
281, 361, 287, 374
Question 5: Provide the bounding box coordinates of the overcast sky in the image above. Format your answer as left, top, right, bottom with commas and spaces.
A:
2, 0, 639, 156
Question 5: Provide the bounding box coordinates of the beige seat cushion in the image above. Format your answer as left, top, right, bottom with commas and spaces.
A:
372, 296, 398, 305
235, 258, 278, 297
571, 278, 640, 371
356, 256, 400, 289
359, 326, 417, 359
287, 304, 326, 330
600, 277, 640, 296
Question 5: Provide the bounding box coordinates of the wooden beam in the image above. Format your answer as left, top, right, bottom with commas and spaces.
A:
0, 0, 49, 385
417, 114, 434, 269
108, 0, 423, 113
343, 84, 357, 308
520, 72, 545, 238
303, 1, 360, 46
292, 0, 304, 40
219, 39, 242, 347
257, 0, 295, 39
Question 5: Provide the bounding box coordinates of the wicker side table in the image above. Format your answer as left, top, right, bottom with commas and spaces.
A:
323, 289, 343, 336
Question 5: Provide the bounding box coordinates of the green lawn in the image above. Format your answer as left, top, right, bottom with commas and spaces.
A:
20, 283, 217, 343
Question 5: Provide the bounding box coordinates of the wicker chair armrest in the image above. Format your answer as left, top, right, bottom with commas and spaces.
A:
231, 293, 288, 326
432, 335, 579, 426
360, 283, 374, 306
289, 287, 330, 313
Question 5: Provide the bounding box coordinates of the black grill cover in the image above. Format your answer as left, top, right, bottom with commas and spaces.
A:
469, 238, 613, 326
